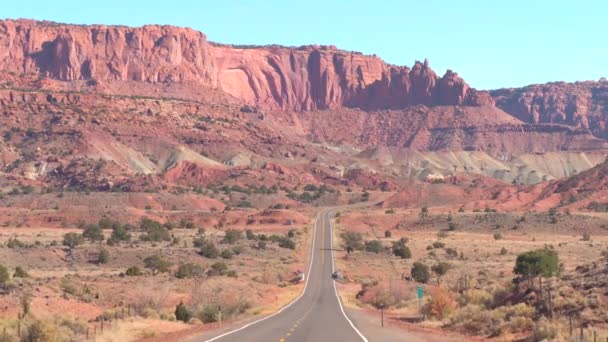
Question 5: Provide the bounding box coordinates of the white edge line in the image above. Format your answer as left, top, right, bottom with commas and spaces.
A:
328, 210, 369, 342
203, 211, 320, 342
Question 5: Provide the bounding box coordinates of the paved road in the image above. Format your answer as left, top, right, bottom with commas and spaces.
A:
200, 209, 367, 342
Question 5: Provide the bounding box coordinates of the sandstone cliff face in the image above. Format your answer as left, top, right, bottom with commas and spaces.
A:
0, 19, 492, 111
492, 80, 608, 138
0, 19, 217, 85
212, 45, 493, 110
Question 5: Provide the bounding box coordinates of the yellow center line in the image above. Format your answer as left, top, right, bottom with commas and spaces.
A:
321, 213, 325, 265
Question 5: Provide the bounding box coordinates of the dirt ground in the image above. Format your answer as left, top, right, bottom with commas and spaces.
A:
0, 200, 314, 341
334, 207, 608, 341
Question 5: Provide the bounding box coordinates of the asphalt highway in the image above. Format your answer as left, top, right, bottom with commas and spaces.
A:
200, 209, 367, 342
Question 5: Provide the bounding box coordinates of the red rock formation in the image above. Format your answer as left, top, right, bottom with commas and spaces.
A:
0, 19, 493, 111
0, 19, 217, 84
492, 80, 608, 138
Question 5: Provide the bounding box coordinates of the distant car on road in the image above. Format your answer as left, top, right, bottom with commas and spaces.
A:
331, 271, 341, 280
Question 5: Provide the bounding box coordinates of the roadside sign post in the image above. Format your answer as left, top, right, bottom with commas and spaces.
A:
417, 286, 423, 311
379, 303, 385, 328
218, 306, 222, 328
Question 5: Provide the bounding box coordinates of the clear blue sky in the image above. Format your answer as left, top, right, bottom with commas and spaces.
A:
2, 0, 606, 89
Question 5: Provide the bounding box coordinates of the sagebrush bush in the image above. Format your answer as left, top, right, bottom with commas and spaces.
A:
423, 287, 456, 319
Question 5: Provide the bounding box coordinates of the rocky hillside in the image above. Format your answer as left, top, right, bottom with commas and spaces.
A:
0, 19, 491, 111
492, 80, 608, 139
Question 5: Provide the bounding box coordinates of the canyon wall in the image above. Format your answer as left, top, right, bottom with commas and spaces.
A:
0, 19, 492, 111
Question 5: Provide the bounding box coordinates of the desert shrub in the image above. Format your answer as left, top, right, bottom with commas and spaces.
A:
198, 239, 220, 258
446, 248, 458, 257
210, 262, 228, 276
341, 231, 364, 253
110, 225, 131, 242
98, 218, 121, 229
23, 320, 59, 342
246, 229, 256, 240
279, 236, 296, 249
62, 233, 84, 249
82, 224, 104, 242
60, 277, 77, 295
432, 262, 451, 278
0, 264, 9, 285
13, 266, 28, 278
450, 302, 534, 337
533, 318, 558, 340
437, 231, 449, 239
582, 232, 591, 241
459, 289, 494, 309
447, 222, 457, 231
432, 241, 445, 249
257, 240, 267, 249
220, 249, 234, 259
175, 301, 191, 322
179, 219, 195, 229
384, 230, 392, 238
231, 245, 244, 255
175, 263, 204, 279
411, 262, 430, 283
198, 305, 220, 323
222, 229, 242, 244
192, 236, 205, 248
144, 255, 171, 275
125, 266, 142, 276
97, 248, 110, 264
140, 221, 171, 242
493, 232, 503, 240
500, 247, 508, 255
364, 240, 384, 254
419, 206, 429, 220
423, 287, 456, 319
385, 208, 395, 214
392, 241, 411, 259
7, 237, 25, 248
287, 229, 296, 238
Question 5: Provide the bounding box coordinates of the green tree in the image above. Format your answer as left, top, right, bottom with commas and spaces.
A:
392, 240, 412, 259
411, 262, 430, 283
144, 255, 172, 275
82, 224, 104, 242
110, 225, 131, 243
175, 301, 192, 322
365, 240, 384, 254
341, 231, 364, 253
514, 249, 559, 286
431, 262, 451, 282
63, 233, 84, 249
222, 229, 242, 244
199, 239, 220, 258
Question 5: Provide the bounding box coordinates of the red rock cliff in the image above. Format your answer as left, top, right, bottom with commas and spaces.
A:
0, 19, 493, 111
492, 80, 608, 139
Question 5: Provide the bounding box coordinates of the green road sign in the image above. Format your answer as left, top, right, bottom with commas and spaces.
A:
417, 286, 423, 299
